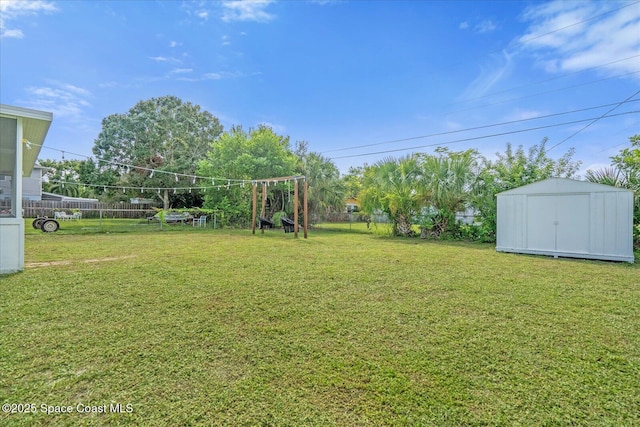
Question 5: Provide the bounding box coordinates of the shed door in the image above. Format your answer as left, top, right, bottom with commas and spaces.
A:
556, 195, 589, 253
526, 194, 589, 253
527, 195, 556, 251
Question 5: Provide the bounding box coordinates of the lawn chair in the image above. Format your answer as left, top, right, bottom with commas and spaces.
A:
259, 217, 274, 230
192, 215, 207, 227
281, 217, 295, 233
54, 211, 71, 221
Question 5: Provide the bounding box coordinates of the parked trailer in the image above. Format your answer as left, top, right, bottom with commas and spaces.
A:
32, 217, 60, 232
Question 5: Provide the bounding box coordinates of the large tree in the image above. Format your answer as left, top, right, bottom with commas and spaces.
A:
197, 125, 297, 226
92, 96, 223, 209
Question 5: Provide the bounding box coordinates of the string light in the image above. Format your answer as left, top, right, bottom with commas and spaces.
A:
45, 175, 306, 195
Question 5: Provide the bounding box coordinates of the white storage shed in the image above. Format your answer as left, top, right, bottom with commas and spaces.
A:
496, 178, 635, 263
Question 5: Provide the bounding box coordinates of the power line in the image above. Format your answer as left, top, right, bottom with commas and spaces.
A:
548, 89, 640, 152
321, 99, 640, 154
327, 111, 639, 160
448, 55, 640, 107
447, 70, 640, 114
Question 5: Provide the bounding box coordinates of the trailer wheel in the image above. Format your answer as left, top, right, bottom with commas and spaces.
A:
41, 219, 60, 232
33, 217, 46, 229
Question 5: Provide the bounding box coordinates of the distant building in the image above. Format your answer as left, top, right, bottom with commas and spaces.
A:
41, 192, 98, 203
0, 165, 47, 201
346, 198, 359, 213
130, 197, 155, 205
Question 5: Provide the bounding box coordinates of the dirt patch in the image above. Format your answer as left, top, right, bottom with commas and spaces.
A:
25, 255, 137, 269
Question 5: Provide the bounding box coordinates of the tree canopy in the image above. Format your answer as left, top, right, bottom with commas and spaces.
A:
197, 125, 298, 225
92, 95, 223, 209
472, 139, 581, 240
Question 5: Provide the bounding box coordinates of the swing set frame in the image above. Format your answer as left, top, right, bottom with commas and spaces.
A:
251, 175, 308, 238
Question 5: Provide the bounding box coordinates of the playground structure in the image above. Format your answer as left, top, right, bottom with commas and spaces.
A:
251, 175, 308, 239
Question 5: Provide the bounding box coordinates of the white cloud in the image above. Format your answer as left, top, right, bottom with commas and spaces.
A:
169, 41, 181, 48
459, 50, 514, 100
0, 0, 57, 39
221, 0, 275, 23
149, 56, 181, 63
505, 109, 546, 121
518, 0, 640, 78
2, 28, 23, 38
459, 21, 469, 30
171, 68, 193, 74
22, 81, 92, 120
203, 71, 238, 80
475, 20, 497, 33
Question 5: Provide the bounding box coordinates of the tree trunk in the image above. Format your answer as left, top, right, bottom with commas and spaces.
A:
395, 214, 413, 237
163, 189, 170, 210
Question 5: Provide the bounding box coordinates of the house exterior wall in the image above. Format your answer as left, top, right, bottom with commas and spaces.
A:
496, 178, 634, 263
0, 104, 51, 275
0, 116, 24, 274
0, 167, 43, 201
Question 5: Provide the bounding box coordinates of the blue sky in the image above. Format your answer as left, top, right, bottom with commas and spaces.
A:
1, 0, 638, 176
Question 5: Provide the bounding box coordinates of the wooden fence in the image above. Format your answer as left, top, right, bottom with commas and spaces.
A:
20, 201, 155, 219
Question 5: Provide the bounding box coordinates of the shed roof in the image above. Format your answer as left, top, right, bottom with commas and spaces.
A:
41, 192, 99, 203
497, 178, 632, 196
0, 104, 53, 177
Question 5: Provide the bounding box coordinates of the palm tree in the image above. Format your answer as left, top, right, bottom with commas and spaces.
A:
419, 150, 477, 238
296, 150, 345, 222
585, 167, 626, 187
360, 155, 422, 236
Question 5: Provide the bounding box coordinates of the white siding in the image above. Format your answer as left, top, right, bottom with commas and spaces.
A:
497, 178, 634, 263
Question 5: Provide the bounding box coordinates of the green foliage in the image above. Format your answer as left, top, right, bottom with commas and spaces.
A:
270, 211, 288, 228
92, 96, 223, 208
360, 150, 478, 238
472, 138, 581, 242
587, 135, 640, 248
360, 155, 422, 236
296, 143, 346, 222
342, 165, 365, 199
419, 148, 478, 238
198, 125, 297, 225
39, 159, 104, 199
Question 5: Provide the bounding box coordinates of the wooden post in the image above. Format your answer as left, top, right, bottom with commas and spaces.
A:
304, 179, 308, 239
294, 178, 299, 238
252, 182, 257, 235
261, 182, 267, 234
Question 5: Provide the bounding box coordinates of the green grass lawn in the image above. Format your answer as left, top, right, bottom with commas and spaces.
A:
1, 225, 639, 426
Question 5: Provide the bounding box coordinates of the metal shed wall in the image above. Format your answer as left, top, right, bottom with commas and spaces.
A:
496, 178, 634, 263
